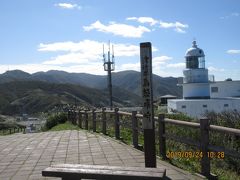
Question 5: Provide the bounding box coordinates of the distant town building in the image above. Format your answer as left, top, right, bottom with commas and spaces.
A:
159, 95, 177, 105
168, 41, 240, 118
21, 117, 43, 133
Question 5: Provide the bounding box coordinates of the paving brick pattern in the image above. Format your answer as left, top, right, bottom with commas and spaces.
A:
0, 130, 202, 180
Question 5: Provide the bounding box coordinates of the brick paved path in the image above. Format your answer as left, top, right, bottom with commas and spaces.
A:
0, 130, 202, 180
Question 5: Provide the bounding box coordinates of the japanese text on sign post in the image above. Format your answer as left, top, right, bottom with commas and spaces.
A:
140, 42, 154, 129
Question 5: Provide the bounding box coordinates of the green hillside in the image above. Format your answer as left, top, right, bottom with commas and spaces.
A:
0, 80, 141, 115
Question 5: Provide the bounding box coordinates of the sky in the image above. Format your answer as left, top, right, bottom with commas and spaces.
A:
0, 0, 240, 80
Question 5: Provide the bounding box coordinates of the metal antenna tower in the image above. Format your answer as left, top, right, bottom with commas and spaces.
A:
103, 41, 115, 109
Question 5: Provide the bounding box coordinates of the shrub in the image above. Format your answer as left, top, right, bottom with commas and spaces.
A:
165, 112, 195, 122
58, 113, 68, 124
45, 113, 67, 130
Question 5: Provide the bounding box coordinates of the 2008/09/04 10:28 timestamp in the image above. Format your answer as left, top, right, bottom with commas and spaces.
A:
166, 151, 225, 159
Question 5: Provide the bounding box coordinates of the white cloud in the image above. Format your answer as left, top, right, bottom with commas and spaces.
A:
117, 63, 140, 72
227, 49, 240, 54
112, 54, 173, 76
117, 56, 184, 77
126, 17, 137, 21
126, 17, 158, 26
126, 16, 189, 33
38, 39, 174, 77
114, 43, 157, 57
166, 63, 185, 68
153, 56, 172, 62
83, 21, 151, 38
39, 41, 87, 52
55, 3, 81, 10
38, 40, 156, 65
159, 21, 188, 33
39, 40, 103, 65
114, 44, 139, 56
208, 66, 225, 72
38, 40, 138, 55
231, 12, 240, 17
42, 53, 100, 65
153, 60, 187, 77
2, 39, 181, 77
38, 40, 103, 53
220, 12, 239, 19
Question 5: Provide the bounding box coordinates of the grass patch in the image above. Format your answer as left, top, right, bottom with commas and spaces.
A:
49, 121, 80, 131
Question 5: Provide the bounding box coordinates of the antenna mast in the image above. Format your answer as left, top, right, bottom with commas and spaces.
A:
103, 41, 115, 109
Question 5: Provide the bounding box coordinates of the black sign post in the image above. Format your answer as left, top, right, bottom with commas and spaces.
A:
140, 42, 156, 167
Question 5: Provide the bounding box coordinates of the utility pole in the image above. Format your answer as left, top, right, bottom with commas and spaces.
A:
103, 41, 115, 110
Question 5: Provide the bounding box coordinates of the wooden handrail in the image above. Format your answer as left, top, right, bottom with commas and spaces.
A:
164, 118, 200, 128
118, 111, 132, 116
210, 125, 240, 136
66, 107, 240, 179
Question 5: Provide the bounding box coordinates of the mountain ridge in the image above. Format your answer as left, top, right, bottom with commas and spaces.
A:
0, 70, 182, 98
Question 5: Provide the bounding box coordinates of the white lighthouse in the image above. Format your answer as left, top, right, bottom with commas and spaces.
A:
168, 41, 240, 118
182, 41, 210, 99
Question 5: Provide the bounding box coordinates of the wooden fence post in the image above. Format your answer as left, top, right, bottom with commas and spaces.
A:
200, 118, 210, 178
78, 111, 82, 128
70, 110, 73, 123
158, 114, 167, 160
71, 110, 74, 124
78, 110, 83, 128
67, 110, 70, 121
92, 109, 96, 132
73, 110, 77, 125
84, 110, 88, 130
69, 110, 73, 123
132, 111, 138, 148
102, 108, 107, 135
114, 108, 120, 139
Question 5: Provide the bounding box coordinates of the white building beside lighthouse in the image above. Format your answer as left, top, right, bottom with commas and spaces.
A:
168, 41, 240, 118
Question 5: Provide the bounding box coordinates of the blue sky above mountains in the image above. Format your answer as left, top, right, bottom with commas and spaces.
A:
0, 0, 239, 80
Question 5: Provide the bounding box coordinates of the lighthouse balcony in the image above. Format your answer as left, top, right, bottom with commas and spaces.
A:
183, 68, 209, 83
177, 75, 215, 85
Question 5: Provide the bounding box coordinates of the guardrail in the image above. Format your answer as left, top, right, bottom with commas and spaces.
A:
67, 108, 240, 179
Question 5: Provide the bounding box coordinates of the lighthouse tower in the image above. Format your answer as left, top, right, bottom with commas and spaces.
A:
168, 40, 240, 118
182, 41, 210, 99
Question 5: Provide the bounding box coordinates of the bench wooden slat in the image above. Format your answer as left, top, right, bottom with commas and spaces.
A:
42, 164, 166, 180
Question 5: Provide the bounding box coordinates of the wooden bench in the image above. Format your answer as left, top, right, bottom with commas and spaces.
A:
42, 164, 166, 180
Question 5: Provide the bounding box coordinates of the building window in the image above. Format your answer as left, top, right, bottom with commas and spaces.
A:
203, 105, 207, 108
211, 87, 218, 93
224, 104, 229, 107
182, 105, 186, 109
